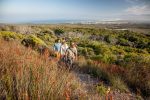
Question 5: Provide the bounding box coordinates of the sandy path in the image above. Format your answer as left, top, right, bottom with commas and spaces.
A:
72, 71, 141, 100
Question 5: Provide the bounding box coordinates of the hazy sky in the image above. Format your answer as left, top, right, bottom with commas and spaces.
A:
0, 0, 150, 23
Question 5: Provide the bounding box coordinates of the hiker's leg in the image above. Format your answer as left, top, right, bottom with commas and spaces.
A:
68, 58, 73, 69
62, 55, 66, 62
56, 52, 61, 60
66, 58, 71, 69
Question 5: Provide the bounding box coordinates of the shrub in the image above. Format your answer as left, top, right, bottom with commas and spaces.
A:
87, 41, 110, 55
111, 77, 129, 92
21, 34, 47, 48
37, 33, 51, 41
104, 35, 117, 44
91, 54, 117, 64
110, 46, 126, 55
123, 53, 150, 64
122, 46, 136, 53
96, 84, 107, 96
36, 33, 56, 45
78, 47, 95, 57
54, 29, 64, 35
126, 62, 150, 97
119, 31, 150, 50
91, 55, 103, 61
86, 47, 95, 56
117, 38, 133, 47
135, 39, 148, 49
0, 31, 23, 41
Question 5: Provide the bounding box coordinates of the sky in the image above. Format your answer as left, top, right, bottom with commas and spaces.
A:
0, 0, 150, 23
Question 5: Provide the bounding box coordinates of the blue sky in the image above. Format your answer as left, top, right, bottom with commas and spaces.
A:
0, 0, 150, 23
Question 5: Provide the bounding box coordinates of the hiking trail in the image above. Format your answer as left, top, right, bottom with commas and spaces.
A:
71, 70, 141, 100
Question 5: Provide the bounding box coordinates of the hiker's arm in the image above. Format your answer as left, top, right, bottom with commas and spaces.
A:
53, 44, 56, 51
75, 48, 78, 60
60, 46, 62, 55
65, 50, 68, 59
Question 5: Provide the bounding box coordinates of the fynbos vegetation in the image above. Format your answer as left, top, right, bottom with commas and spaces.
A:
0, 25, 150, 99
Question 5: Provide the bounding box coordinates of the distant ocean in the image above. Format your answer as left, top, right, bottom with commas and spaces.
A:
29, 19, 88, 24
1, 19, 150, 24
0, 19, 89, 24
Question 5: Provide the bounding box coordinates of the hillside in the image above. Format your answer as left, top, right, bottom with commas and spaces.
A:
0, 25, 150, 99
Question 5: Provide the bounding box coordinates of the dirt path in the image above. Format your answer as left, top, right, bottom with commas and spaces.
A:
72, 71, 141, 100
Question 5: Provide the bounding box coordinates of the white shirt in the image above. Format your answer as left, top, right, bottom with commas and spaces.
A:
60, 43, 68, 55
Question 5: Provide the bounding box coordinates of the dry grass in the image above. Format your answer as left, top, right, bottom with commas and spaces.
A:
77, 56, 150, 98
0, 40, 87, 100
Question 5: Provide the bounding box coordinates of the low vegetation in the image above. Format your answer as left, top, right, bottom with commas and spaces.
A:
0, 24, 150, 99
0, 40, 90, 99
0, 31, 23, 40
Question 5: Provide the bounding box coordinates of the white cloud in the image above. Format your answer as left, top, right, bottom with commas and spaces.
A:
125, 5, 150, 15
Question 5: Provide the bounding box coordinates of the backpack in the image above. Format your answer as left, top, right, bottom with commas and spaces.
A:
66, 47, 76, 59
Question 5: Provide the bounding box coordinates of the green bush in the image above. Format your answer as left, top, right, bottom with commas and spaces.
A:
37, 33, 51, 41
136, 39, 148, 49
78, 47, 95, 57
0, 31, 23, 41
96, 84, 107, 96
91, 55, 103, 61
122, 46, 136, 53
117, 38, 133, 47
118, 31, 150, 50
54, 29, 64, 35
123, 53, 150, 64
21, 34, 47, 48
110, 46, 126, 55
88, 41, 110, 55
78, 47, 87, 56
104, 35, 117, 44
124, 53, 138, 63
91, 54, 117, 64
36, 33, 56, 45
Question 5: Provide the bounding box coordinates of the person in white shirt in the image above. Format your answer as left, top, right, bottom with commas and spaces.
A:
60, 40, 68, 61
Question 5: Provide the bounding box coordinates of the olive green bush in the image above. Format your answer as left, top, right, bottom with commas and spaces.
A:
21, 34, 47, 49
54, 29, 64, 35
0, 31, 23, 41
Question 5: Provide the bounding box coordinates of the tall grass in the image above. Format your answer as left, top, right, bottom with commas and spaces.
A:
77, 56, 150, 98
0, 40, 86, 99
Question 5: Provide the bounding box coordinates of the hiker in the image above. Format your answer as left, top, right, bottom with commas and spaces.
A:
65, 42, 78, 67
60, 40, 68, 61
53, 39, 61, 60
